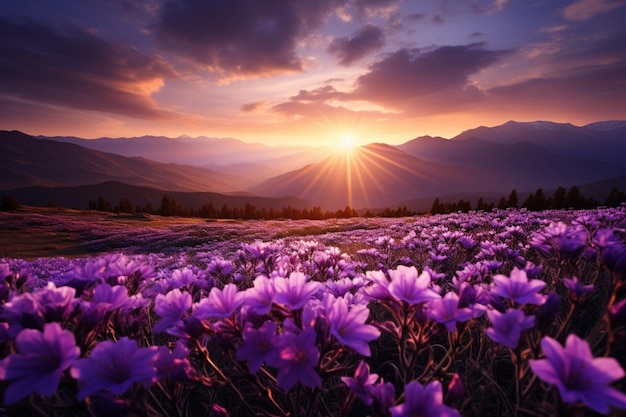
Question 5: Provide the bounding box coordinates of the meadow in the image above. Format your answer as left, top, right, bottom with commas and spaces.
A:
0, 206, 625, 416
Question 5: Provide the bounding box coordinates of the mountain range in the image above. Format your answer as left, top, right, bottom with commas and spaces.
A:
2, 120, 625, 211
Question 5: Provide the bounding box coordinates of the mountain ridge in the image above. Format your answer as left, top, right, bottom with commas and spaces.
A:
3, 119, 626, 211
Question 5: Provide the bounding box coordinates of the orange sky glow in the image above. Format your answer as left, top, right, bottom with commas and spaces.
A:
1, 0, 625, 147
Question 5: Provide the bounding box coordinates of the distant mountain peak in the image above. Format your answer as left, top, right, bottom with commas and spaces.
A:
583, 120, 626, 131
502, 120, 577, 131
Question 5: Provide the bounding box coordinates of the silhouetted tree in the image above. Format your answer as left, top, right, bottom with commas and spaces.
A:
507, 189, 519, 208
160, 195, 176, 216
118, 198, 133, 214
605, 187, 626, 207
97, 196, 112, 212
552, 186, 567, 209
430, 197, 443, 214
0, 195, 19, 211
565, 186, 584, 208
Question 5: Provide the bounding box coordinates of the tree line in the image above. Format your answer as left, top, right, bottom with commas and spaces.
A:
430, 186, 626, 215
2, 186, 625, 217
86, 195, 367, 220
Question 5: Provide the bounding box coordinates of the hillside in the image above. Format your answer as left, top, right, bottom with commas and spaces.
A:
0, 131, 249, 192
3, 181, 311, 212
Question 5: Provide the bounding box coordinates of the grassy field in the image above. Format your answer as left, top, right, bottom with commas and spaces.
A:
0, 207, 391, 259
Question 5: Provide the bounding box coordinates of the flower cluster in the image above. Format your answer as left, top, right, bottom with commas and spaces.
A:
0, 206, 625, 416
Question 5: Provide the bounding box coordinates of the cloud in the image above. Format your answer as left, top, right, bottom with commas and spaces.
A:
353, 0, 400, 16
563, 0, 626, 21
328, 24, 385, 66
290, 85, 348, 102
486, 61, 626, 120
271, 100, 386, 123
156, 0, 343, 78
240, 101, 268, 112
351, 43, 511, 109
0, 17, 176, 119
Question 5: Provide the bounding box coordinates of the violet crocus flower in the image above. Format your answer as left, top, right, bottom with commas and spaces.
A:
389, 380, 461, 417
153, 289, 192, 333
529, 334, 626, 415
88, 283, 132, 312
154, 343, 197, 381
31, 282, 78, 322
274, 328, 321, 390
273, 272, 321, 311
236, 321, 279, 374
427, 292, 474, 332
193, 283, 244, 320
562, 277, 594, 302
491, 267, 546, 305
362, 270, 392, 301
242, 275, 276, 315
71, 337, 157, 400
0, 323, 80, 405
327, 296, 380, 356
485, 308, 535, 349
370, 380, 395, 415
387, 266, 439, 305
341, 360, 379, 406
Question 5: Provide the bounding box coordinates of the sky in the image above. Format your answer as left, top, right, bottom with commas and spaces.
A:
1, 0, 625, 148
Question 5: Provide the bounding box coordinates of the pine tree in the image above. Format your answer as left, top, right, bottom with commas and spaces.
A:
552, 186, 567, 209
430, 197, 442, 214
507, 189, 519, 208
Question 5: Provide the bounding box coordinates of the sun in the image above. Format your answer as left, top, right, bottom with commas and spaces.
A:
339, 135, 357, 153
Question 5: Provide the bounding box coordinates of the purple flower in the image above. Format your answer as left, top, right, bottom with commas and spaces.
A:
88, 283, 132, 312
491, 267, 546, 305
370, 380, 395, 415
0, 293, 44, 337
387, 266, 439, 305
236, 321, 279, 374
447, 373, 465, 403
536, 291, 561, 335
529, 334, 626, 414
274, 272, 321, 310
194, 283, 244, 320
31, 282, 77, 322
562, 277, 594, 302
71, 337, 157, 400
242, 275, 275, 315
362, 270, 392, 301
341, 360, 379, 406
427, 292, 474, 332
275, 328, 321, 390
206, 258, 235, 279
153, 289, 192, 333
170, 267, 206, 291
389, 380, 461, 417
327, 296, 380, 356
485, 308, 535, 349
0, 323, 80, 405
154, 343, 197, 381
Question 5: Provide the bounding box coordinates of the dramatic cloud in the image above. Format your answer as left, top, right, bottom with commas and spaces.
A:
351, 43, 511, 108
0, 17, 176, 119
328, 24, 385, 66
487, 61, 626, 120
563, 0, 626, 21
156, 0, 343, 77
290, 86, 348, 102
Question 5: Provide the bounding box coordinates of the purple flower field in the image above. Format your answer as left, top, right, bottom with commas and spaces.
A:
1, 207, 626, 416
